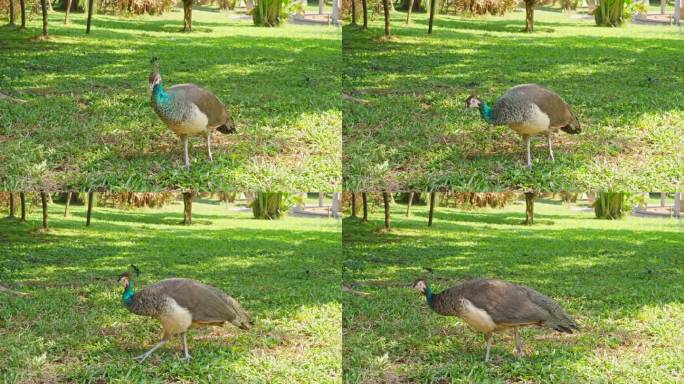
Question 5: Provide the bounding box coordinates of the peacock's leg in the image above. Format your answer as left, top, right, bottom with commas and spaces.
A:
523, 135, 532, 168
547, 132, 555, 162
514, 328, 523, 356
181, 333, 192, 361
134, 337, 169, 362
484, 332, 493, 362
206, 131, 213, 162
181, 135, 190, 168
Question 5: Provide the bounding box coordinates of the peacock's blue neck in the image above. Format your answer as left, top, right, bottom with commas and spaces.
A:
122, 280, 135, 306
153, 83, 171, 105
479, 102, 493, 123
426, 286, 434, 306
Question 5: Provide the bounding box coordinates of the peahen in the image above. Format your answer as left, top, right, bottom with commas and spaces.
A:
149, 57, 236, 168
465, 84, 580, 168
413, 278, 578, 362
118, 265, 253, 362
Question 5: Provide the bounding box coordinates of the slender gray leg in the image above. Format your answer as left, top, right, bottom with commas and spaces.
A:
181, 333, 192, 361
524, 135, 532, 168
547, 132, 554, 162
206, 130, 213, 162
514, 328, 523, 356
484, 332, 493, 362
181, 135, 190, 168
134, 337, 169, 362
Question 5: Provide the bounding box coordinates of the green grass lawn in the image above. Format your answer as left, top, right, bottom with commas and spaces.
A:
343, 8, 684, 191
0, 200, 341, 383
0, 8, 341, 191
342, 200, 683, 383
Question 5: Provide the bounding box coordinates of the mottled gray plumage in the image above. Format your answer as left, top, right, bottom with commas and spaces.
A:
414, 278, 578, 361
119, 272, 252, 362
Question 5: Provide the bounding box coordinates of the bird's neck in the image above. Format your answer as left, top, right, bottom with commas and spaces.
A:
122, 280, 135, 306
426, 286, 434, 307
153, 83, 170, 105
479, 102, 493, 123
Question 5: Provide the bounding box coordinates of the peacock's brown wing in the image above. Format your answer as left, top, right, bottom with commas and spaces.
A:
167, 84, 230, 128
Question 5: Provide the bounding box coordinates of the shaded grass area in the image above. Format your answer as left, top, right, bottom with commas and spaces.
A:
343, 9, 684, 191
0, 201, 341, 383
342, 201, 683, 383
0, 9, 341, 191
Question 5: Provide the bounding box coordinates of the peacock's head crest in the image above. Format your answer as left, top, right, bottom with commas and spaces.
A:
149, 57, 162, 91
464, 92, 482, 110
117, 265, 140, 287
412, 279, 429, 295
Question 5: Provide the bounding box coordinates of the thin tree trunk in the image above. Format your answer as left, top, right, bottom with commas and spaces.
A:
8, 193, 16, 218
86, 0, 94, 33
382, 0, 390, 36
362, 192, 368, 222
319, 0, 324, 14
524, 192, 535, 224
351, 193, 357, 218
319, 192, 325, 207
675, 0, 681, 25
428, 0, 436, 33
351, 0, 357, 25
183, 0, 193, 31
41, 192, 48, 230
428, 192, 436, 226
361, 0, 368, 29
9, 0, 15, 25
406, 191, 414, 216
382, 192, 390, 230
64, 0, 72, 24
64, 192, 72, 217
524, 0, 534, 32
406, 0, 415, 23
660, 0, 665, 14
86, 191, 94, 226
674, 192, 681, 218
183, 192, 193, 224
20, 192, 26, 222
660, 192, 667, 207
41, 0, 48, 37
19, 0, 25, 29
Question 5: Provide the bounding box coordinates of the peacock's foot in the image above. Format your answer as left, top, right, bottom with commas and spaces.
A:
181, 354, 192, 362
134, 353, 150, 363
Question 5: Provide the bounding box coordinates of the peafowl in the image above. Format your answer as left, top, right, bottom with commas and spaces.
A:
149, 57, 236, 168
118, 265, 253, 362
413, 278, 578, 362
465, 84, 580, 168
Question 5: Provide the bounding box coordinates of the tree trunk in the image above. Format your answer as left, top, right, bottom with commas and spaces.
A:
183, 192, 193, 224
332, 0, 339, 24
319, 192, 325, 207
64, 0, 72, 23
428, 191, 436, 226
9, 0, 15, 25
319, 0, 324, 14
382, 192, 390, 230
41, 192, 48, 230
428, 0, 436, 33
361, 0, 368, 29
674, 192, 681, 218
362, 192, 368, 222
382, 0, 390, 36
675, 0, 681, 25
64, 192, 72, 217
351, 0, 357, 25
19, 0, 25, 29
20, 192, 26, 222
183, 0, 193, 32
86, 191, 94, 226
524, 0, 534, 32
41, 0, 48, 37
406, 0, 415, 23
8, 193, 16, 218
86, 0, 94, 33
524, 192, 535, 224
351, 193, 357, 218
332, 192, 341, 218
660, 0, 665, 14
406, 191, 414, 216
660, 192, 667, 207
